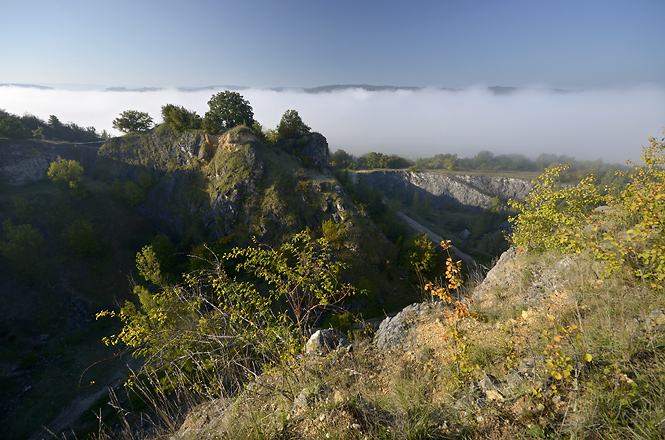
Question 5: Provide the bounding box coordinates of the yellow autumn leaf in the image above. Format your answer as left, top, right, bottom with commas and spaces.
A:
583, 353, 593, 363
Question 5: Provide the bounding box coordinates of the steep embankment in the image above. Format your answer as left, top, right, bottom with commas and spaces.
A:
354, 170, 532, 209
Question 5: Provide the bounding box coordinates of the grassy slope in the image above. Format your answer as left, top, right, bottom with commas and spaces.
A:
157, 249, 665, 440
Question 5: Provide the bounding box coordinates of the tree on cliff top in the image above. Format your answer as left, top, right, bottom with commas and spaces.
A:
203, 91, 254, 134
112, 110, 154, 133
277, 109, 310, 140
161, 104, 201, 133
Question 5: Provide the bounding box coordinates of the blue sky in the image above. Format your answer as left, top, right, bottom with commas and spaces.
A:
1, 1, 664, 164
2, 0, 663, 89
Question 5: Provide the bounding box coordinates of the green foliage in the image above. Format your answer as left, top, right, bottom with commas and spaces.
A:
321, 219, 345, 250
203, 91, 254, 134
136, 245, 162, 286
0, 110, 99, 142
1, 220, 45, 275
11, 197, 34, 223
413, 150, 629, 177
230, 231, 355, 338
276, 109, 310, 140
0, 117, 30, 138
47, 157, 88, 199
401, 234, 437, 274
590, 133, 665, 288
17, 351, 38, 370
63, 219, 100, 256
509, 164, 603, 252
31, 126, 45, 139
330, 149, 357, 170
112, 110, 154, 133
161, 104, 201, 133
357, 151, 411, 169
510, 133, 665, 288
122, 181, 145, 206
412, 153, 459, 171
99, 231, 354, 396
540, 321, 591, 383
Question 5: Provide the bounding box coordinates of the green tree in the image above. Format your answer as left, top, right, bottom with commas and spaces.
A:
330, 149, 356, 170
47, 157, 87, 199
203, 91, 254, 134
277, 109, 310, 140
161, 104, 201, 132
112, 110, 154, 133
401, 234, 437, 274
1, 220, 45, 275
0, 118, 30, 138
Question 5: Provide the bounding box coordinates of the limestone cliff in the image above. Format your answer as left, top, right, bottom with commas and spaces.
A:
95, 127, 370, 248
354, 170, 532, 209
0, 139, 100, 185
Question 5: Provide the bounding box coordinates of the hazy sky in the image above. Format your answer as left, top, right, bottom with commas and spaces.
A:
1, 0, 664, 163
2, 0, 664, 89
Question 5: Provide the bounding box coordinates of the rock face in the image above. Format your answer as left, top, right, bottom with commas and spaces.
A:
95, 127, 360, 245
277, 132, 333, 177
356, 171, 532, 209
0, 139, 100, 185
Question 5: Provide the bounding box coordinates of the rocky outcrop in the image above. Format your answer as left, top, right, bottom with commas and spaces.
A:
373, 301, 448, 352
304, 329, 351, 356
96, 127, 357, 244
97, 128, 207, 175
0, 139, 100, 185
277, 132, 333, 176
355, 171, 532, 209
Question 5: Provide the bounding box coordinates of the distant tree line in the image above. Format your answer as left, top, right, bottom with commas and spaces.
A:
0, 109, 102, 142
330, 148, 629, 184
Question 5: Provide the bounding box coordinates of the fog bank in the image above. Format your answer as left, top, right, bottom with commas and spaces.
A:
1, 85, 663, 164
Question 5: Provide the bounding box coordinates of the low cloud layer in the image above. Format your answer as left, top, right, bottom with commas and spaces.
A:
1, 85, 663, 164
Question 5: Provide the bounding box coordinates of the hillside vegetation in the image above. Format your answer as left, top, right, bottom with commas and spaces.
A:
81, 132, 665, 440
0, 120, 415, 439
2, 93, 662, 439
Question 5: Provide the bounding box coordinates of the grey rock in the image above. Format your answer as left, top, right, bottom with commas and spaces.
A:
373, 301, 446, 352
479, 373, 504, 392
293, 384, 332, 413
305, 329, 350, 356
505, 369, 527, 387
0, 140, 99, 185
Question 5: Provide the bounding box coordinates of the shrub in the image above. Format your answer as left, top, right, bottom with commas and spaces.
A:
98, 231, 355, 396
509, 130, 665, 288
508, 164, 603, 252
47, 157, 88, 199
591, 132, 665, 288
